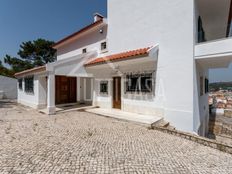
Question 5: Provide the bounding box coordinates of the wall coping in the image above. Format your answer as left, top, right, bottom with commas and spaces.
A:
151, 126, 232, 154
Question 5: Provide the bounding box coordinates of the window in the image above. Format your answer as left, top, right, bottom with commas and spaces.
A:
82, 48, 87, 54
205, 78, 209, 93
100, 81, 108, 94
198, 16, 206, 43
126, 73, 153, 93
18, 78, 23, 90
24, 76, 34, 93
101, 41, 107, 51
141, 74, 153, 92
126, 74, 140, 92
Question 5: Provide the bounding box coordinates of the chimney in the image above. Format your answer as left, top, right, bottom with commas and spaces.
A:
94, 13, 104, 22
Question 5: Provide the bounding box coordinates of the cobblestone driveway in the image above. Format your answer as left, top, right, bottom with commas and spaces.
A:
0, 101, 232, 174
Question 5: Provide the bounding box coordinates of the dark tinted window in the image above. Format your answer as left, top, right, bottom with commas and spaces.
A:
100, 81, 108, 93
18, 78, 23, 90
24, 76, 34, 93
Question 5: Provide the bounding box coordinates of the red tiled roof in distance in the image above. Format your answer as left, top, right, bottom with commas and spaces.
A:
15, 66, 46, 78
85, 47, 151, 66
53, 19, 104, 49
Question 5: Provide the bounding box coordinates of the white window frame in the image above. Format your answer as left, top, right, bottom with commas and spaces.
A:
100, 40, 108, 53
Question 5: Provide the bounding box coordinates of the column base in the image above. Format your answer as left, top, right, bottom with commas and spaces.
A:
47, 106, 56, 115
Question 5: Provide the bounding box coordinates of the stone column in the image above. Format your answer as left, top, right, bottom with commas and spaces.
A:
47, 72, 56, 115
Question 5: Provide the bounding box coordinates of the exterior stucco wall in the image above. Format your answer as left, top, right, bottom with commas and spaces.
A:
38, 76, 47, 108
17, 74, 47, 109
57, 25, 108, 61
107, 0, 195, 132
77, 77, 93, 103
0, 75, 17, 99
194, 62, 209, 136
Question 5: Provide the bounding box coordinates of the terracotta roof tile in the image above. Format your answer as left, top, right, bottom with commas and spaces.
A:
53, 19, 104, 48
15, 66, 46, 77
85, 47, 151, 66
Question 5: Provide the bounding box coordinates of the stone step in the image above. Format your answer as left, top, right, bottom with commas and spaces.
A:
152, 119, 170, 128
167, 125, 176, 130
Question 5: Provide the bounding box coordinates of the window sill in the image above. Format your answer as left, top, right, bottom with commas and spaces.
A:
25, 91, 35, 95
100, 92, 108, 95
125, 91, 153, 95
100, 49, 108, 54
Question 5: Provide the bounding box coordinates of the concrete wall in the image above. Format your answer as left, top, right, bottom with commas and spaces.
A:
17, 74, 47, 109
57, 25, 108, 60
107, 0, 195, 132
0, 75, 17, 99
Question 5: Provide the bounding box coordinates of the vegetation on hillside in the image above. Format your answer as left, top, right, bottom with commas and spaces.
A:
209, 82, 232, 91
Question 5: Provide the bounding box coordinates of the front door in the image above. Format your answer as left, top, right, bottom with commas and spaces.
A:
55, 76, 77, 105
113, 77, 121, 109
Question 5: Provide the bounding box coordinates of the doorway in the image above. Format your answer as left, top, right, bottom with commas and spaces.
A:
113, 77, 121, 109
55, 76, 77, 105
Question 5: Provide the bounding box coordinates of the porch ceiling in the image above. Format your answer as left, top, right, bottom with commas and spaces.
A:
196, 54, 232, 69
196, 0, 231, 40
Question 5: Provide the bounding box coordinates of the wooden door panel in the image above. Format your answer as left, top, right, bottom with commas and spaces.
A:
55, 76, 77, 105
113, 77, 121, 109
69, 77, 77, 103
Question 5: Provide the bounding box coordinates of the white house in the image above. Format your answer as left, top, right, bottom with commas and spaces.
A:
15, 0, 232, 136
0, 75, 17, 99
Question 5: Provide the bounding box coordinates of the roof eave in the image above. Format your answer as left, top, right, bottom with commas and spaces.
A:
14, 66, 47, 78
85, 53, 149, 67
52, 19, 107, 49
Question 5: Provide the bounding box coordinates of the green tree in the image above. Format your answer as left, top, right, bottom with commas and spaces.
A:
0, 60, 14, 77
4, 55, 33, 73
4, 38, 56, 73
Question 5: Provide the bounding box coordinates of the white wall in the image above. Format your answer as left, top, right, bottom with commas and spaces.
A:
38, 76, 47, 108
107, 0, 195, 132
77, 77, 93, 103
194, 0, 200, 44
0, 75, 17, 99
57, 25, 108, 60
194, 62, 209, 136
17, 74, 46, 109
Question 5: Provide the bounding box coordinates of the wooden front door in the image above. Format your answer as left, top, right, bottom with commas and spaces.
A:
55, 76, 77, 105
113, 77, 121, 109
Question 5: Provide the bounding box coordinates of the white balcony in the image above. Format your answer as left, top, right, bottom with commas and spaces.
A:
195, 38, 232, 68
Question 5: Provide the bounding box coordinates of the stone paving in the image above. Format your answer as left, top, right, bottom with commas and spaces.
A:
0, 100, 232, 174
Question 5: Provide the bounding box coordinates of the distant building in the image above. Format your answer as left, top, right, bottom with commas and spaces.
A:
208, 97, 213, 105
217, 102, 226, 109
226, 104, 232, 109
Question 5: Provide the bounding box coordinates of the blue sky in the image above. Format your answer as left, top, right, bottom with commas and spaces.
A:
0, 0, 107, 61
0, 0, 231, 83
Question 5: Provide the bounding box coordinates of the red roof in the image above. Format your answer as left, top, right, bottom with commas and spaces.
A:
85, 47, 151, 66
53, 19, 104, 48
15, 66, 46, 77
